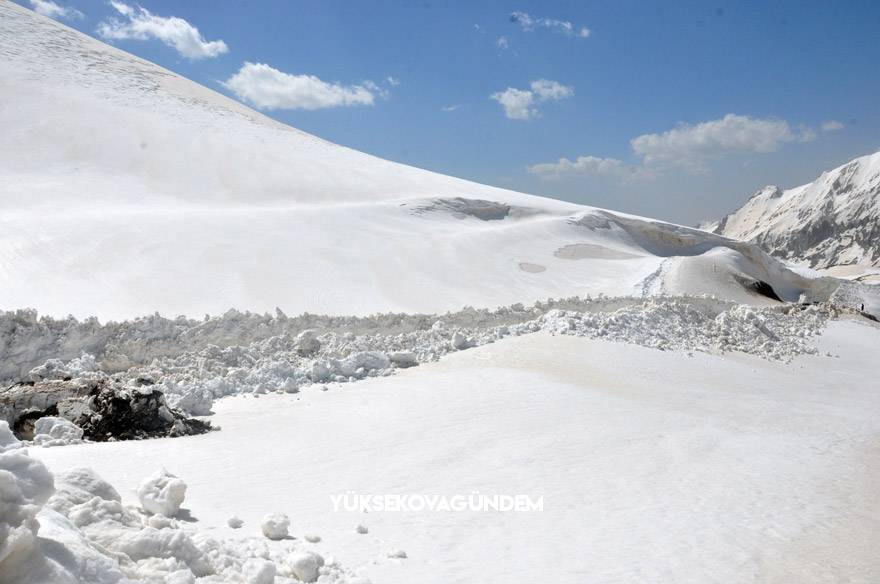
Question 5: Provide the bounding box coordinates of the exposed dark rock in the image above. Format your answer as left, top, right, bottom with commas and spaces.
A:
75, 384, 211, 441
2, 378, 211, 442
733, 275, 783, 302
412, 197, 514, 221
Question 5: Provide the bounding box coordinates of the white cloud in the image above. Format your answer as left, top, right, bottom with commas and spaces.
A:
630, 114, 811, 170
496, 36, 509, 50
490, 79, 573, 120
491, 87, 536, 120
821, 120, 844, 132
528, 113, 819, 181
527, 156, 628, 179
530, 79, 574, 101
224, 62, 379, 111
97, 1, 228, 60
28, 0, 82, 20
386, 76, 400, 87
441, 104, 461, 112
510, 11, 590, 38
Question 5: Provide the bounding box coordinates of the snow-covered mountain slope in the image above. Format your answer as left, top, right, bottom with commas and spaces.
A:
0, 2, 843, 319
709, 151, 880, 269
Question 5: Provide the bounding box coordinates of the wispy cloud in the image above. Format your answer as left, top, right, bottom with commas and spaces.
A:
510, 11, 590, 38
28, 0, 83, 20
97, 1, 228, 60
442, 104, 461, 112
496, 36, 509, 50
821, 120, 844, 132
490, 79, 573, 120
528, 156, 640, 180
224, 62, 383, 111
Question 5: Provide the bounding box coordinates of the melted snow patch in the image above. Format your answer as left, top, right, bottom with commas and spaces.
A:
554, 243, 641, 260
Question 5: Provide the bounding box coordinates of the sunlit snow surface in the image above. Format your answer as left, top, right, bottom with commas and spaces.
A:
30, 321, 880, 583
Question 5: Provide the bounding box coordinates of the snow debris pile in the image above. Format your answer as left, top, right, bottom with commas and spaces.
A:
537, 298, 833, 361
1, 297, 857, 427
0, 426, 361, 584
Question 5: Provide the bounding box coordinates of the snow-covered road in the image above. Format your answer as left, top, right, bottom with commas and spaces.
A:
34, 319, 880, 583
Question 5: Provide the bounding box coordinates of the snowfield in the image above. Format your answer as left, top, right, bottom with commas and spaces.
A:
21, 319, 880, 583
3, 3, 880, 583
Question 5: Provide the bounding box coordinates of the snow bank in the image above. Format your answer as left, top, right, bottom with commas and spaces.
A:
0, 446, 362, 584
2, 297, 861, 423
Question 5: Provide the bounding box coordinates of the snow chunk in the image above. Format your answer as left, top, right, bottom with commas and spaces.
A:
227, 516, 244, 529
0, 421, 23, 453
450, 332, 473, 350
32, 416, 84, 447
136, 469, 187, 517
47, 467, 121, 515
0, 449, 54, 572
388, 351, 418, 368
242, 557, 276, 584
260, 512, 290, 540
289, 550, 324, 582
295, 330, 321, 357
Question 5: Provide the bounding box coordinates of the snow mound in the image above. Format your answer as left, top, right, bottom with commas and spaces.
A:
0, 447, 54, 579
137, 469, 187, 517
32, 417, 84, 448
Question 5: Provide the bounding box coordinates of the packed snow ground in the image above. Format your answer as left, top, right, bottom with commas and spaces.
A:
26, 319, 880, 583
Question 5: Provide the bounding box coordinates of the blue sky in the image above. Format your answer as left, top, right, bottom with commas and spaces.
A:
20, 0, 880, 224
